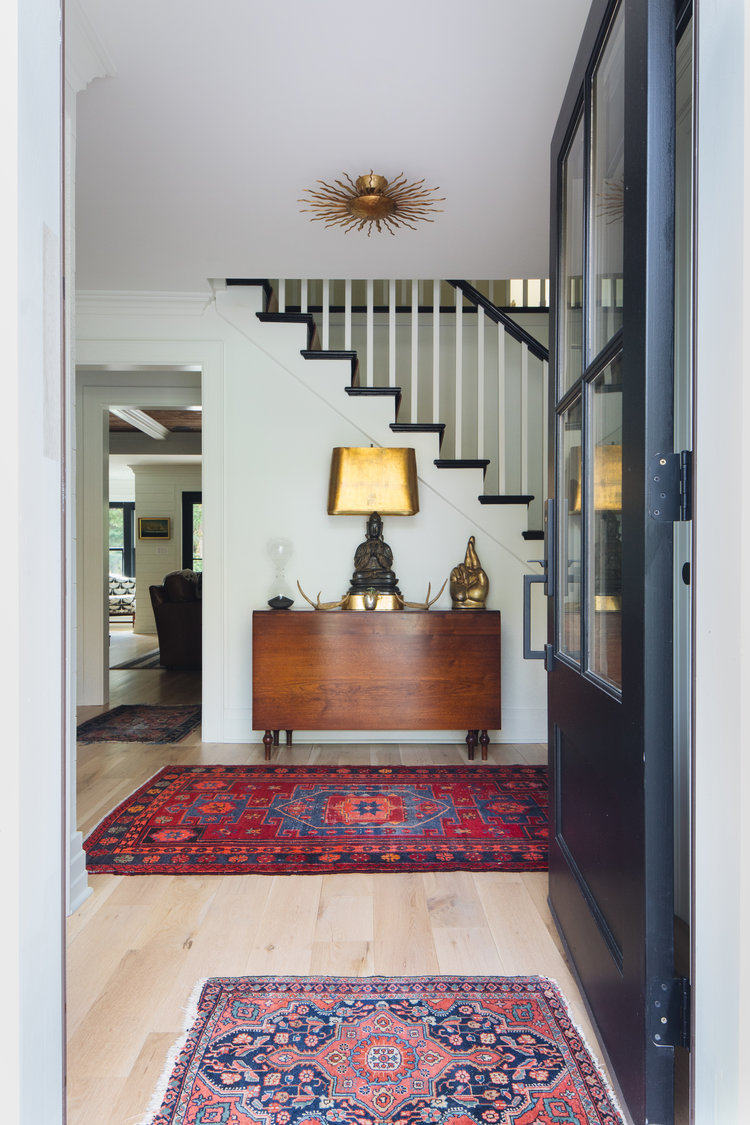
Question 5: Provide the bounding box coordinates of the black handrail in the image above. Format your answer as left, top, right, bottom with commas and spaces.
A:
446, 280, 549, 363
228, 276, 550, 364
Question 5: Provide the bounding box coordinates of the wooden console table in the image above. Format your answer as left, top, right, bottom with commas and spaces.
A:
252, 609, 501, 760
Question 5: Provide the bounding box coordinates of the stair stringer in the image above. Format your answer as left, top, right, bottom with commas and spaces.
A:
215, 284, 534, 571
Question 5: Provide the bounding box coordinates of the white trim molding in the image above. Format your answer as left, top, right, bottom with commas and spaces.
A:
76, 291, 214, 318
64, 0, 116, 96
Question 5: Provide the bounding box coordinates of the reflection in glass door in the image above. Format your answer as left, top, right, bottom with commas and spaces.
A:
588, 355, 622, 690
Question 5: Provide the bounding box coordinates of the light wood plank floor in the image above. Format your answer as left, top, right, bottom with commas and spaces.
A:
69, 664, 629, 1125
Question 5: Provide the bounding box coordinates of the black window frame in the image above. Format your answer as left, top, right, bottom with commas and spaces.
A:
181, 491, 203, 571
108, 501, 136, 577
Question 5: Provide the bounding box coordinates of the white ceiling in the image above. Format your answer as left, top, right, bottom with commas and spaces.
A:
72, 0, 593, 294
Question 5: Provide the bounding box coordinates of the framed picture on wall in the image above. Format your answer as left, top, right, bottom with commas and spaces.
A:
138, 517, 171, 540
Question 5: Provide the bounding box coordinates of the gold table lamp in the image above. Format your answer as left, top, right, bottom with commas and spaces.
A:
328, 447, 419, 610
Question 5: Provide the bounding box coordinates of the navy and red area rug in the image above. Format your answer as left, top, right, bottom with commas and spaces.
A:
142, 975, 624, 1125
84, 764, 548, 875
76, 704, 201, 744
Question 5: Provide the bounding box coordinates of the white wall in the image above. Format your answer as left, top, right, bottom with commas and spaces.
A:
132, 462, 202, 632
2, 0, 65, 1117
76, 287, 548, 745
109, 468, 135, 502
693, 0, 750, 1119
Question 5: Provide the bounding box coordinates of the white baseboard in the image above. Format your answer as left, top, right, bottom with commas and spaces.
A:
67, 830, 92, 915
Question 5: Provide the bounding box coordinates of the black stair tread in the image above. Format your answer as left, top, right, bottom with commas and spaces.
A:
478, 494, 534, 505
301, 349, 357, 360
522, 530, 545, 540
257, 311, 314, 324
390, 423, 445, 433
346, 386, 402, 409
346, 386, 401, 396
434, 459, 490, 469
301, 348, 360, 385
258, 310, 318, 349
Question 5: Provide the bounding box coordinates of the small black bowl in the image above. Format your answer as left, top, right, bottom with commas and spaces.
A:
268, 596, 294, 610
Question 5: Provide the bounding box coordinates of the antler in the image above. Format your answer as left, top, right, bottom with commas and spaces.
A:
395, 578, 448, 610
296, 580, 350, 611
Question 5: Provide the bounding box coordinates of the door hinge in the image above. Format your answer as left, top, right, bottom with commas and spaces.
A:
650, 976, 691, 1050
649, 451, 692, 522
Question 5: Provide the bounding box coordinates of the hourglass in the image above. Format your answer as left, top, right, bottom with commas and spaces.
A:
267, 538, 294, 609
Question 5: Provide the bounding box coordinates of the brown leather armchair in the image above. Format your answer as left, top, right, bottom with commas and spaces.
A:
149, 569, 202, 669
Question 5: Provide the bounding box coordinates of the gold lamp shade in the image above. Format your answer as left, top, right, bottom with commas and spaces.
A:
327, 447, 419, 516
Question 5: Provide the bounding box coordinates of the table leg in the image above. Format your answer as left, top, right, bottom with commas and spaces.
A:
479, 730, 490, 761
466, 730, 477, 760
273, 730, 280, 745
263, 730, 274, 760
286, 730, 293, 745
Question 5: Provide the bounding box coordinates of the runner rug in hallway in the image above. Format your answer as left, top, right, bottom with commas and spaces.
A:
110, 649, 161, 669
76, 704, 201, 744
141, 975, 624, 1125
84, 764, 547, 875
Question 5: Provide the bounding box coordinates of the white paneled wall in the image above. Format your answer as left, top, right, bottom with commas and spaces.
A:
132, 463, 202, 632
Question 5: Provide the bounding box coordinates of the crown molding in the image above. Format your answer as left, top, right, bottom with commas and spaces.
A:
65, 0, 116, 96
75, 291, 215, 317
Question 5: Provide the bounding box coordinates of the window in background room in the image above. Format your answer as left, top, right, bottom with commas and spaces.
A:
182, 491, 203, 572
109, 502, 135, 576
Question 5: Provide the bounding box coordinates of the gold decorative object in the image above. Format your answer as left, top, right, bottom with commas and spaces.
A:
296, 581, 350, 611
328, 447, 420, 610
295, 580, 446, 613
395, 580, 448, 610
450, 536, 489, 610
299, 171, 444, 236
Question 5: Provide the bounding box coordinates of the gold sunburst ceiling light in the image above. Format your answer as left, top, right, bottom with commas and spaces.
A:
299, 171, 444, 236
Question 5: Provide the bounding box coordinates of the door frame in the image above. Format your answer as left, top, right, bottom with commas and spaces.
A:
691, 1, 750, 1119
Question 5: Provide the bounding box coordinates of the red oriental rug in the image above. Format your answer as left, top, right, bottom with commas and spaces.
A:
142, 975, 624, 1125
84, 764, 547, 875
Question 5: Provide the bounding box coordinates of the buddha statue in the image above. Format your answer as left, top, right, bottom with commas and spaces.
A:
348, 511, 401, 596
450, 536, 489, 609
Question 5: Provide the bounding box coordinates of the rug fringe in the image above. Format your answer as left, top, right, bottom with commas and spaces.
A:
541, 975, 628, 1123
137, 978, 209, 1125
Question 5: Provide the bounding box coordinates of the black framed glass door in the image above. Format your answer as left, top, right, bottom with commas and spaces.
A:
546, 2, 678, 1121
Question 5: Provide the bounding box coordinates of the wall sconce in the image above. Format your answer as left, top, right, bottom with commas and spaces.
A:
327, 446, 419, 610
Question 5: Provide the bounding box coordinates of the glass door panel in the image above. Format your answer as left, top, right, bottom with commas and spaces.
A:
560, 116, 585, 393
587, 355, 622, 689
589, 4, 625, 361
557, 397, 583, 663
